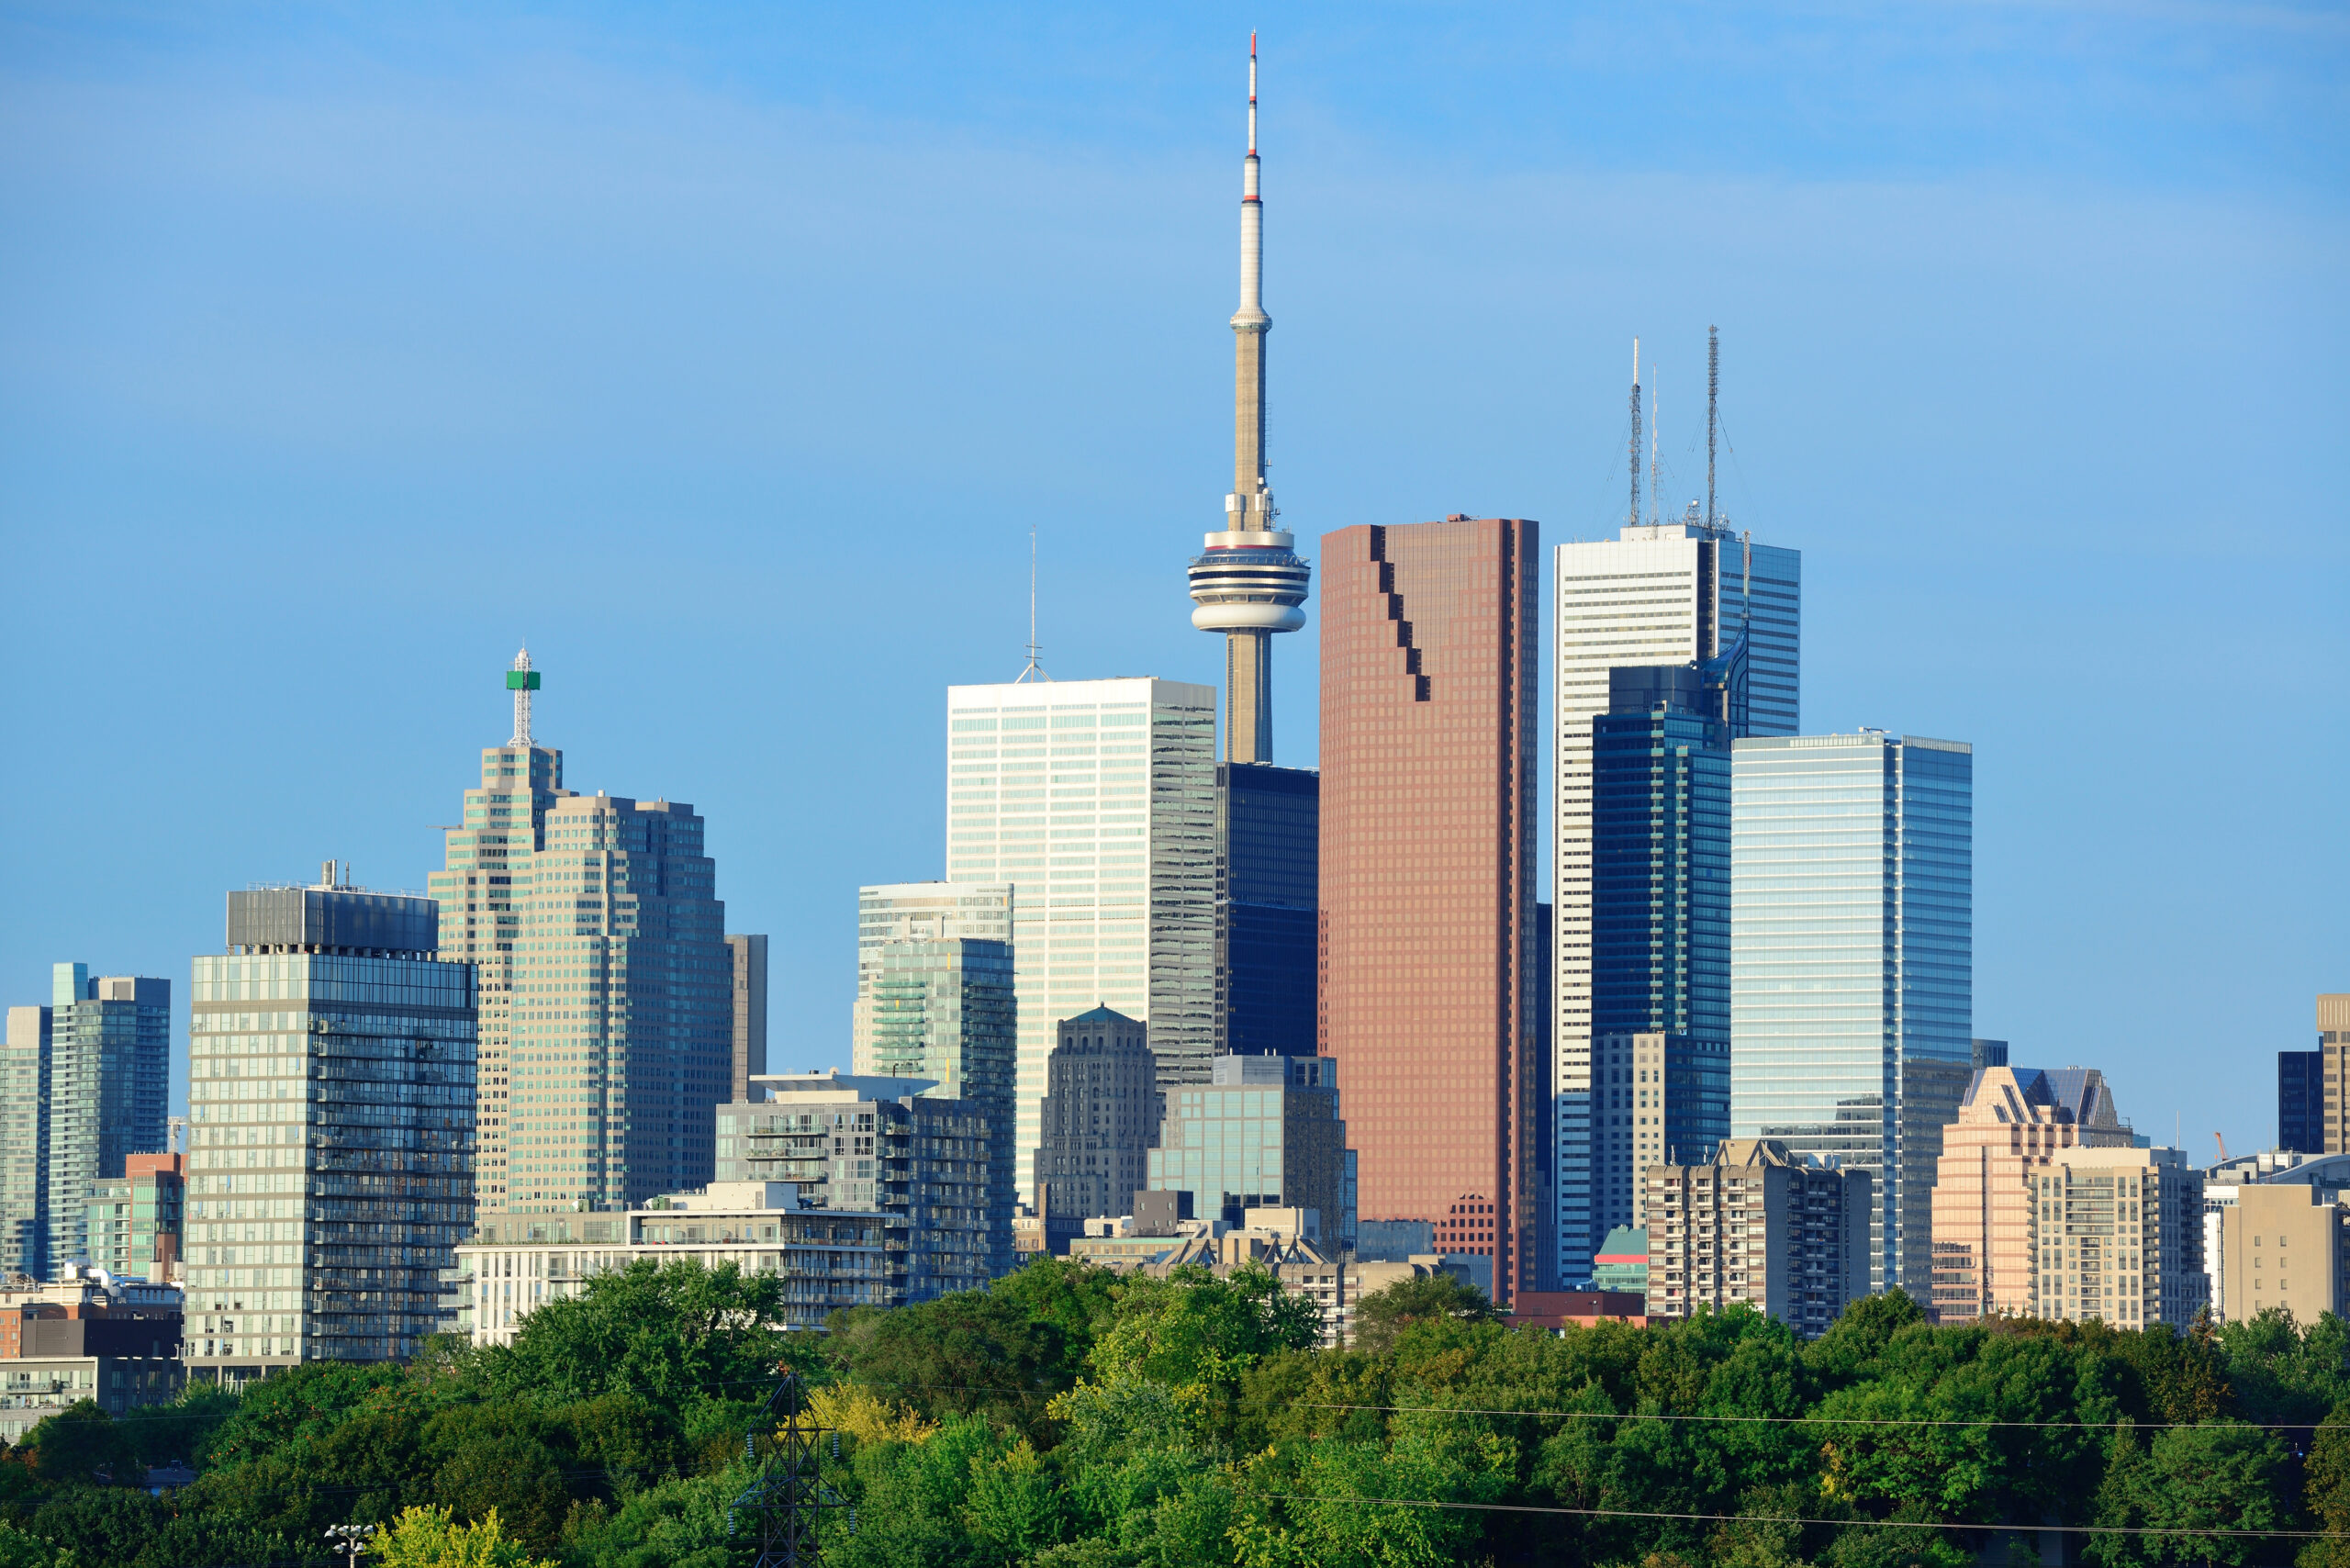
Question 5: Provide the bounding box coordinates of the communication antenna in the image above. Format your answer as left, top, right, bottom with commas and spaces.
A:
1707, 325, 1719, 530
1628, 338, 1642, 530
1648, 368, 1661, 528
1016, 524, 1050, 682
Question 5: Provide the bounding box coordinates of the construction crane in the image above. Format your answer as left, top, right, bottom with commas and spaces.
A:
2214, 1132, 2230, 1165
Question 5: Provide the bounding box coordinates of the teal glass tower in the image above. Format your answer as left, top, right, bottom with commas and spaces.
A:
1729, 732, 1973, 1296
1589, 666, 1731, 1249
2, 964, 172, 1277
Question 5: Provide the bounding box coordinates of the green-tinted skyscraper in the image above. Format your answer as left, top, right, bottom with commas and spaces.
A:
2, 964, 171, 1278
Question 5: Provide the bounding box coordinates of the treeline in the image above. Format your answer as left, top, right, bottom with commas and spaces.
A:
0, 1260, 2346, 1567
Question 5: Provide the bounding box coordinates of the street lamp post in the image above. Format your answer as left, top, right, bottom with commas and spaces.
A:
325, 1522, 377, 1567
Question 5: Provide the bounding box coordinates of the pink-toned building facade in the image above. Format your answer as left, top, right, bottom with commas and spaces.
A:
1319, 517, 1542, 1303
1929, 1066, 2131, 1322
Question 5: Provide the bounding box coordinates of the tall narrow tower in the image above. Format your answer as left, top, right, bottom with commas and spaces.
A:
1189, 34, 1310, 764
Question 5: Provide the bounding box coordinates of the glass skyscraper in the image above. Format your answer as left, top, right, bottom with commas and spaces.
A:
1588, 666, 1731, 1251
943, 678, 1217, 1202
1552, 517, 1798, 1282
2, 964, 172, 1278
1147, 1054, 1353, 1245
1730, 732, 1973, 1295
188, 879, 476, 1377
1214, 764, 1319, 1058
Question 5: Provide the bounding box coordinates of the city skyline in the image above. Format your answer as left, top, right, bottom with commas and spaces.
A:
4, 6, 2343, 1170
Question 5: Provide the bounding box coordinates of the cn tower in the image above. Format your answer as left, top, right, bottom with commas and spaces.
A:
1188, 33, 1310, 765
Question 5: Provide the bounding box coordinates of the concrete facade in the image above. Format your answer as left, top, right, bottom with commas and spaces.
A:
1645, 1137, 1872, 1338
2212, 1183, 2350, 1324
1928, 1066, 2133, 1324
2027, 1145, 2206, 1327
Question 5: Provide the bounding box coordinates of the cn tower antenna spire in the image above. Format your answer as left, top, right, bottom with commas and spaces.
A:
1188, 33, 1308, 765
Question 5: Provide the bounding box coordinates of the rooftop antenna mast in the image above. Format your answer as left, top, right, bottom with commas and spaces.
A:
1706, 325, 1719, 530
1648, 368, 1661, 528
1628, 338, 1642, 530
506, 646, 540, 747
1016, 525, 1050, 682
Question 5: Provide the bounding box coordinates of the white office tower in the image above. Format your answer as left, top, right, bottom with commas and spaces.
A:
945, 678, 1217, 1202
1552, 511, 1798, 1284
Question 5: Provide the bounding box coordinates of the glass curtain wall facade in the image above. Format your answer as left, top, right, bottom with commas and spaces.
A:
861, 937, 1018, 1250
1320, 517, 1543, 1304
430, 716, 734, 1227
0, 967, 172, 1278
188, 885, 476, 1378
1730, 733, 1973, 1296
1214, 764, 1320, 1058
85, 1154, 185, 1282
1147, 1054, 1352, 1245
943, 678, 1216, 1203
725, 934, 767, 1103
1552, 521, 1798, 1282
851, 882, 1013, 1069
1588, 667, 1731, 1251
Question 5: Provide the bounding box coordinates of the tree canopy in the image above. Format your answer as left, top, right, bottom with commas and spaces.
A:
2, 1262, 2341, 1568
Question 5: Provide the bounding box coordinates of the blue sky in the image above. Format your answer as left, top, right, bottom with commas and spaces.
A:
2, 2, 2344, 1158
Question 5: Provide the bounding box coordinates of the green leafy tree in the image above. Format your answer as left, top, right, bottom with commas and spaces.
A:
827, 1288, 1073, 1436
368, 1504, 554, 1567
469, 1259, 798, 1412
2087, 1419, 2292, 1568
11, 1405, 137, 1487
1087, 1266, 1321, 1405
2300, 1399, 2350, 1568
0, 1522, 76, 1568
1348, 1273, 1497, 1356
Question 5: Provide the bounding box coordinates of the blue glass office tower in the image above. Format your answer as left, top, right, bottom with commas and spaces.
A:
1214, 764, 1318, 1058
1589, 666, 1731, 1250
1730, 732, 1972, 1296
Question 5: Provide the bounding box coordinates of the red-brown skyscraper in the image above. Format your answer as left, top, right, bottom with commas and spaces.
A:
1319, 516, 1544, 1302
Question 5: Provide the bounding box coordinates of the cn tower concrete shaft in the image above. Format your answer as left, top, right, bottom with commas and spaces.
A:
1188, 35, 1308, 767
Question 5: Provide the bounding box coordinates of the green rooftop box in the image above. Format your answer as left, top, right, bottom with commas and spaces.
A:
506, 670, 543, 690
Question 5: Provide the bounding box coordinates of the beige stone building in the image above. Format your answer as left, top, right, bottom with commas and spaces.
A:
1645, 1138, 1871, 1338
2026, 1146, 2205, 1327
1929, 1067, 2131, 1323
2213, 1184, 2350, 1323
2320, 994, 2350, 1154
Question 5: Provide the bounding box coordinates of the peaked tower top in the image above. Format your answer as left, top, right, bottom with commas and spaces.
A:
505, 645, 542, 747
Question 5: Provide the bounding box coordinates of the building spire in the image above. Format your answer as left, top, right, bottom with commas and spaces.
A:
506, 646, 541, 746
1016, 524, 1050, 682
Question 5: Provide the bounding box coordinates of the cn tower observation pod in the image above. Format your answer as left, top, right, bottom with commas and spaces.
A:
1189, 527, 1311, 633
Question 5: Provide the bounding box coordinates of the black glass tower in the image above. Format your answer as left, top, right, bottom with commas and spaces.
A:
1214, 763, 1318, 1058
1588, 665, 1732, 1245
2280, 1050, 2325, 1154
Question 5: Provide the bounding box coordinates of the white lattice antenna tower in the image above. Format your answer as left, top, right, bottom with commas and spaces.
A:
508, 646, 541, 745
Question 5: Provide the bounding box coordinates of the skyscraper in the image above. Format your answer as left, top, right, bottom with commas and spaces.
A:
944, 678, 1216, 1201
1186, 36, 1310, 765
1587, 665, 1733, 1256
1214, 763, 1318, 1058
1148, 1053, 1351, 1242
1731, 731, 1973, 1296
850, 881, 1013, 1067
427, 651, 734, 1227
2316, 995, 2350, 1153
725, 934, 767, 1103
187, 873, 476, 1376
1035, 1007, 1158, 1230
2279, 1050, 2325, 1155
2, 964, 171, 1277
1552, 338, 1798, 1281
1320, 516, 1543, 1304
1928, 1065, 2132, 1323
